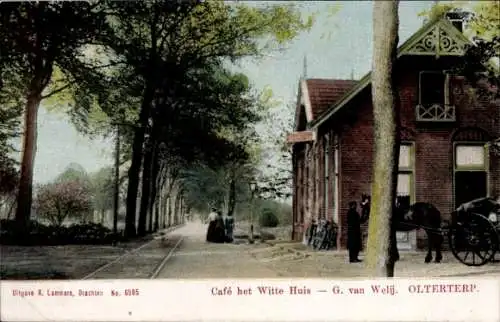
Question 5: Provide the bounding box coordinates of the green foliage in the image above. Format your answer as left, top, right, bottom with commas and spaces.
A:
1, 0, 315, 235
182, 162, 255, 213
256, 199, 292, 226
259, 208, 279, 228
54, 163, 91, 188
34, 180, 93, 227
88, 166, 114, 213
466, 1, 499, 42
257, 103, 294, 200
0, 66, 23, 199
0, 219, 122, 245
0, 1, 112, 101
1, 1, 117, 227
418, 3, 460, 22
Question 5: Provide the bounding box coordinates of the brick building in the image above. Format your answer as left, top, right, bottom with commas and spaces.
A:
289, 16, 500, 250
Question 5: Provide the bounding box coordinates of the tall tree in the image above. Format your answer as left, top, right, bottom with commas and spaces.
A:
104, 1, 313, 237
0, 2, 110, 233
89, 166, 115, 222
258, 100, 294, 200
365, 1, 401, 277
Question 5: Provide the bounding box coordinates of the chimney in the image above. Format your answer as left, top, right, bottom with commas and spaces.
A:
445, 12, 464, 33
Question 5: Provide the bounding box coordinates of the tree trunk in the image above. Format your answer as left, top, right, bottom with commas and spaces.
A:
227, 169, 236, 217
153, 199, 160, 231
15, 91, 43, 232
125, 87, 154, 237
7, 198, 16, 219
161, 181, 168, 228
138, 143, 154, 236
113, 125, 120, 234
166, 195, 172, 227
153, 163, 165, 231
365, 0, 400, 277
174, 191, 181, 225
148, 149, 160, 232
178, 196, 183, 224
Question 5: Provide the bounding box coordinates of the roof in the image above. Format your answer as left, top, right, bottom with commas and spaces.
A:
308, 17, 474, 130
305, 79, 359, 118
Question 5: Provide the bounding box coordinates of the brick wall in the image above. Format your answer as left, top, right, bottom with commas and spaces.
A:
315, 56, 500, 249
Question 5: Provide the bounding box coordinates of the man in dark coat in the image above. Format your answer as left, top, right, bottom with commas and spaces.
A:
347, 201, 363, 263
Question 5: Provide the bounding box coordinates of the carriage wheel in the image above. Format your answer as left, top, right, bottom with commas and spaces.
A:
449, 213, 499, 266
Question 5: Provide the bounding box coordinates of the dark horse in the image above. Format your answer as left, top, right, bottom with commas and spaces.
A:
360, 194, 443, 263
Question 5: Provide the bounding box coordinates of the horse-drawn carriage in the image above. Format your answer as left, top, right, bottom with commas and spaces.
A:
447, 197, 499, 266
361, 195, 500, 267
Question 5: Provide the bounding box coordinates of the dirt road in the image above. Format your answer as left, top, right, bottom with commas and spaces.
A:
155, 221, 500, 279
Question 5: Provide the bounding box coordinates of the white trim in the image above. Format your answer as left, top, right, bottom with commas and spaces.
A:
309, 18, 474, 130
301, 80, 314, 123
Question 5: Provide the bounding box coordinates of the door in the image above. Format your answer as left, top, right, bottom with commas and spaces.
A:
454, 171, 488, 207
454, 144, 488, 208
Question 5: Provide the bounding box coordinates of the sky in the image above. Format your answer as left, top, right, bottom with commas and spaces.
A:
25, 1, 435, 184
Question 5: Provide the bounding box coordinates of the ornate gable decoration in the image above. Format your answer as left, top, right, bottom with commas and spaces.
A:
403, 20, 470, 58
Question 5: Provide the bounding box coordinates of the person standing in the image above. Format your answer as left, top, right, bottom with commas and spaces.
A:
206, 208, 218, 242
214, 210, 226, 243
224, 213, 235, 243
347, 201, 363, 263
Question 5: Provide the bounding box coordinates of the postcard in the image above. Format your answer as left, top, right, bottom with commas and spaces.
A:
1, 1, 499, 321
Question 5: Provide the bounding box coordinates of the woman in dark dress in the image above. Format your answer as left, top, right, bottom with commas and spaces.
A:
206, 208, 218, 242
213, 211, 226, 243
347, 201, 363, 263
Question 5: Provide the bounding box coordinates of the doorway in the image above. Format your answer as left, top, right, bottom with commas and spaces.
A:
453, 144, 488, 208
454, 171, 488, 207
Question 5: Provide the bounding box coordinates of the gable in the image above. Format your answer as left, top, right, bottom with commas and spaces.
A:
400, 18, 470, 58
294, 80, 313, 131
309, 17, 474, 130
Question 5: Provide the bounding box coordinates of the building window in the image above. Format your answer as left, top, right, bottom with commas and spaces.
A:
420, 71, 446, 106
397, 143, 414, 201
455, 145, 485, 167
416, 71, 455, 122
454, 144, 488, 208
396, 143, 415, 250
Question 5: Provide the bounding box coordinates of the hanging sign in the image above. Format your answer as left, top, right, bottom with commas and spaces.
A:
286, 131, 316, 143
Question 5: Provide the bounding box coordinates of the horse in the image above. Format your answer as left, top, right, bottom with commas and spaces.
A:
360, 194, 444, 263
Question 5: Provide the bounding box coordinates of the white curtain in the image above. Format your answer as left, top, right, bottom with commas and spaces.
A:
397, 174, 411, 196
